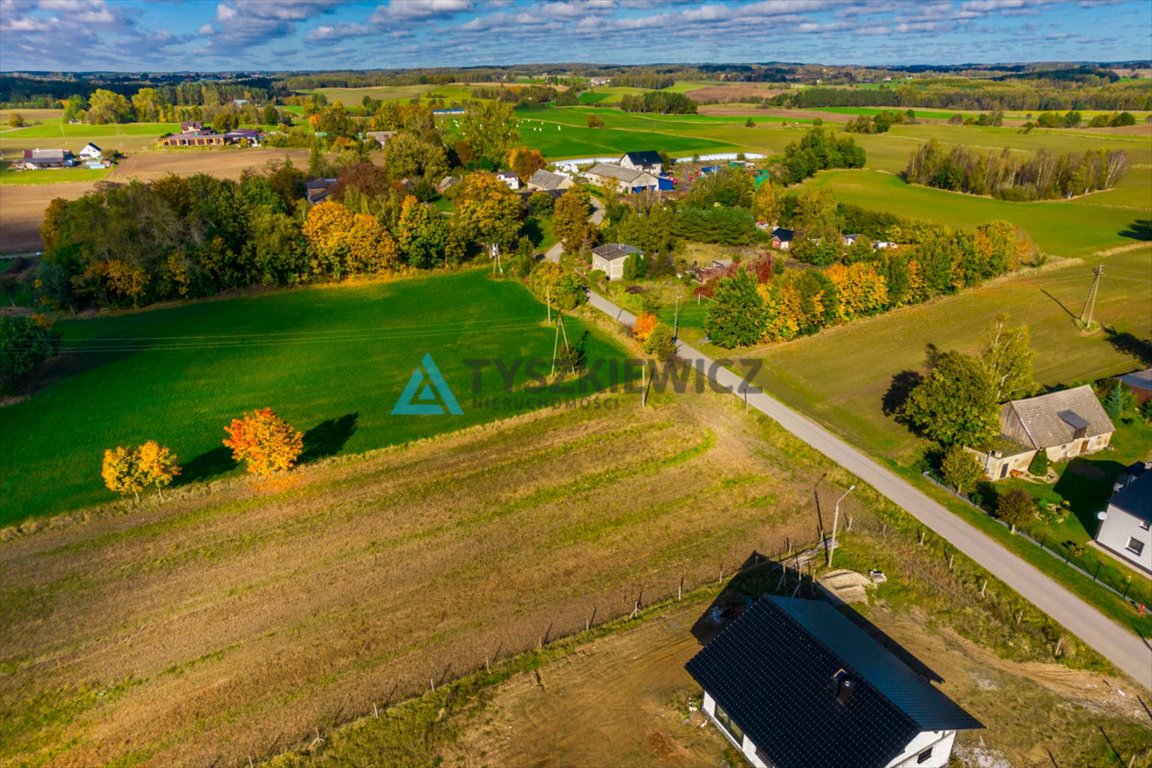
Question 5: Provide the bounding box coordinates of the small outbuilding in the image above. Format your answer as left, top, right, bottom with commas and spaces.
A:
771, 227, 793, 250
685, 596, 982, 768
1118, 368, 1152, 403
526, 168, 574, 193
1095, 471, 1152, 573
591, 243, 643, 280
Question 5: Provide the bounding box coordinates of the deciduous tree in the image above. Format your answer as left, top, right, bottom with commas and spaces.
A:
102, 446, 148, 504
508, 146, 545, 183
632, 312, 658, 343
138, 440, 180, 500
903, 349, 999, 448
997, 488, 1035, 534
0, 315, 58, 396
552, 185, 596, 253
223, 408, 304, 476
452, 172, 523, 256
941, 445, 984, 495
705, 269, 765, 349
979, 314, 1034, 402
459, 100, 519, 167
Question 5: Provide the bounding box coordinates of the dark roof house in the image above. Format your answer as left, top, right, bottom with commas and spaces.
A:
686, 596, 981, 768
306, 178, 339, 204
620, 150, 663, 170
1096, 470, 1152, 572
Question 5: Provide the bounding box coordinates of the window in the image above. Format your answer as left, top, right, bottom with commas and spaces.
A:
1126, 537, 1145, 557
713, 704, 744, 743
917, 747, 934, 764
1139, 520, 1150, 531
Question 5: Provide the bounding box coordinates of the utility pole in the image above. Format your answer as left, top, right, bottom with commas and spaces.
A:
641, 362, 647, 408
673, 291, 681, 340
826, 485, 857, 568
546, 284, 551, 324
1079, 264, 1102, 328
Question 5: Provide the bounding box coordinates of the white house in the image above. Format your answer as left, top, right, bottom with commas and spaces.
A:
591, 243, 642, 280
1096, 470, 1151, 573
619, 150, 663, 175
78, 143, 103, 160
969, 385, 1115, 480
685, 596, 982, 768
495, 170, 521, 190
584, 163, 661, 193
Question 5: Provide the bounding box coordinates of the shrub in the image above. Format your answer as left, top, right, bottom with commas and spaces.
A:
1027, 450, 1049, 477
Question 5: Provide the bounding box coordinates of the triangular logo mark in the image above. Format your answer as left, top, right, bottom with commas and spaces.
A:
392, 353, 463, 416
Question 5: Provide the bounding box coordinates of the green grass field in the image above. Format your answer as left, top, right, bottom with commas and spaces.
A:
803, 169, 1151, 259
0, 117, 181, 155
0, 165, 111, 184
812, 107, 958, 120
0, 270, 630, 524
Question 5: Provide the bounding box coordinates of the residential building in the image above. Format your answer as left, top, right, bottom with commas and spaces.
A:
771, 227, 793, 250
366, 130, 396, 147
306, 178, 338, 205
969, 385, 1115, 480
78, 143, 103, 160
685, 596, 982, 768
591, 243, 643, 280
1118, 368, 1152, 403
1095, 471, 1152, 572
495, 170, 521, 190
436, 175, 461, 193
526, 168, 574, 193
619, 150, 663, 175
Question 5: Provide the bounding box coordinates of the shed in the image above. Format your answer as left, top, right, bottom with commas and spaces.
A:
591, 243, 643, 280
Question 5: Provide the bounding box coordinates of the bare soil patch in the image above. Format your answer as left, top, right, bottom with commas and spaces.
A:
696, 105, 853, 121
111, 148, 311, 182
0, 181, 97, 252
684, 84, 787, 103
0, 389, 826, 768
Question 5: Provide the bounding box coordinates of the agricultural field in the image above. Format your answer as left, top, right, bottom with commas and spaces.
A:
0, 180, 100, 252
705, 247, 1152, 463
803, 170, 1151, 259
0, 165, 111, 185
0, 270, 626, 523
0, 116, 182, 156
0, 384, 843, 767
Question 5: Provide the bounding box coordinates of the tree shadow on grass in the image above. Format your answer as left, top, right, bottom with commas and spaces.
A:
1118, 219, 1152, 241
178, 446, 235, 485
881, 369, 922, 421
301, 412, 359, 464
1054, 457, 1127, 534
1103, 326, 1152, 367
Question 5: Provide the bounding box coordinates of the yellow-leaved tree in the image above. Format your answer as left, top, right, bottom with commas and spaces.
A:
632, 312, 658, 344
138, 440, 181, 500
102, 446, 148, 504
223, 408, 304, 476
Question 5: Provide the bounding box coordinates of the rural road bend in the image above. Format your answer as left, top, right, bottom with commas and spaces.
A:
584, 289, 1152, 690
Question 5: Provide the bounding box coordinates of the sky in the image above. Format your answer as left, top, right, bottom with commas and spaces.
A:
0, 0, 1149, 73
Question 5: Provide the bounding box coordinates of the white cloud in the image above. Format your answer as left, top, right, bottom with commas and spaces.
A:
375, 0, 473, 21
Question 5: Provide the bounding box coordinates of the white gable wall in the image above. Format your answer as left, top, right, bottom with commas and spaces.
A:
701, 692, 771, 768
885, 730, 957, 768
1096, 507, 1152, 571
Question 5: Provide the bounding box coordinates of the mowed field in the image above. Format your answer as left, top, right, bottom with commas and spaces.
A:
0, 270, 626, 523
726, 247, 1152, 462
0, 386, 834, 768
0, 149, 310, 252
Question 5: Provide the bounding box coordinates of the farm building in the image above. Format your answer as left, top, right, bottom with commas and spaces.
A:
19, 148, 75, 169
619, 150, 663, 175
306, 178, 338, 205
495, 170, 521, 190
1095, 471, 1152, 573
968, 385, 1115, 480
526, 168, 574, 193
1118, 368, 1152, 403
366, 131, 396, 147
685, 596, 982, 768
591, 243, 643, 280
584, 163, 669, 193
223, 129, 263, 146
771, 227, 793, 250
159, 124, 263, 147
437, 175, 461, 193
78, 143, 103, 160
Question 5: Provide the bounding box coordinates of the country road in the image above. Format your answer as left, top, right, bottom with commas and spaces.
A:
585, 289, 1152, 690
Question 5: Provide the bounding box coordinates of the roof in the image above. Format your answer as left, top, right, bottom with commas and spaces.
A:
685, 597, 981, 768
23, 149, 69, 160
1119, 368, 1152, 392
305, 178, 338, 190
591, 243, 642, 261
772, 227, 794, 241
82, 142, 102, 151
586, 163, 652, 185
1004, 385, 1115, 449
528, 168, 570, 190
623, 150, 663, 166
1110, 471, 1152, 523
496, 170, 519, 178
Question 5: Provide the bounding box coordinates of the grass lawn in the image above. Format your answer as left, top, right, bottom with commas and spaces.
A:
813, 106, 958, 120
0, 270, 630, 524
0, 118, 181, 156
802, 169, 1151, 259
0, 165, 112, 184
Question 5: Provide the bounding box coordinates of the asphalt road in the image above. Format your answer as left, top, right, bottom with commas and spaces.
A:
585, 289, 1152, 690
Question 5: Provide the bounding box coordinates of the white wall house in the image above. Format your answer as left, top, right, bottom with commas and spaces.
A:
685, 596, 982, 768
495, 170, 521, 190
79, 143, 103, 160
590, 243, 643, 280
619, 150, 663, 176
1096, 471, 1152, 573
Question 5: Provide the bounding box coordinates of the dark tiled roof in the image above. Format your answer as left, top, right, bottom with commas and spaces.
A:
1110, 471, 1152, 523
624, 150, 663, 166
772, 227, 794, 241
591, 243, 642, 261
685, 597, 981, 768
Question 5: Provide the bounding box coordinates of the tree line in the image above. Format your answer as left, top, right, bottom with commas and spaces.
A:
904, 140, 1130, 200
37, 160, 534, 311
619, 91, 698, 114
771, 80, 1152, 112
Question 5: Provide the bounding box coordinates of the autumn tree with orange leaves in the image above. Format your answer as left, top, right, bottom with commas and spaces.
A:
632, 312, 658, 344
102, 446, 148, 504
138, 440, 181, 500
223, 408, 304, 476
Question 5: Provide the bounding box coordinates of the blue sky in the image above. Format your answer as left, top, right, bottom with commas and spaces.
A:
0, 0, 1149, 72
